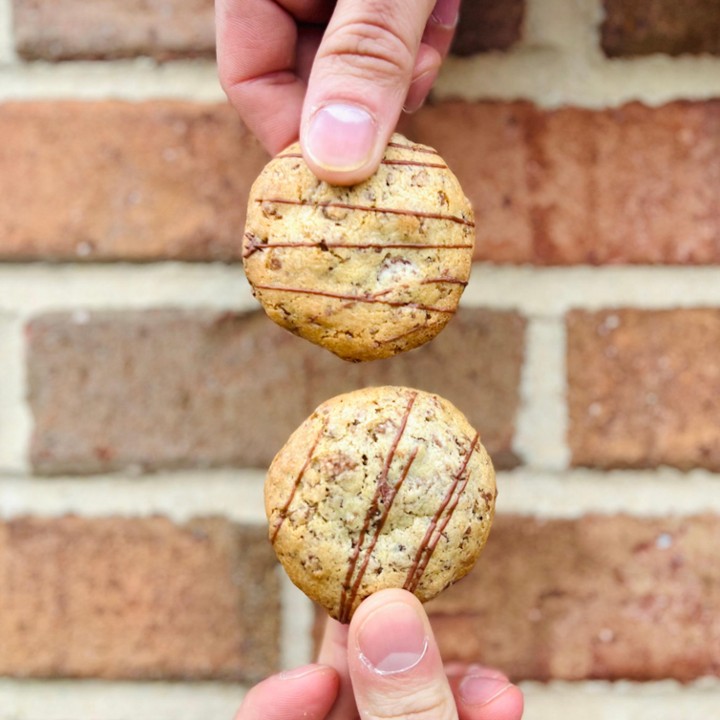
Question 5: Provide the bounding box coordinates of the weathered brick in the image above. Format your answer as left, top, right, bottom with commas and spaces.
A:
401, 100, 720, 264
451, 0, 524, 56
567, 309, 720, 470
12, 0, 522, 61
0, 516, 279, 680
12, 0, 215, 61
425, 514, 720, 682
0, 101, 267, 261
27, 308, 525, 474
601, 0, 720, 57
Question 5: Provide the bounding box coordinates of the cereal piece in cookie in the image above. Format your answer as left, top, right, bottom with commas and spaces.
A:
243, 133, 475, 362
265, 386, 496, 622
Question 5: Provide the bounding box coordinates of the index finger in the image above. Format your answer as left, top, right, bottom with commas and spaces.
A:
317, 617, 356, 720
216, 0, 305, 154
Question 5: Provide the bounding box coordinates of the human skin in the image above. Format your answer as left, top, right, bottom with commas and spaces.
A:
216, 0, 461, 185
235, 589, 525, 720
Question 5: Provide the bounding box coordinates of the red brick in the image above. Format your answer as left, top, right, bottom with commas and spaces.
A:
425, 514, 720, 682
27, 308, 524, 474
12, 0, 215, 61
0, 101, 267, 261
451, 0, 524, 56
601, 0, 720, 57
567, 309, 720, 470
402, 100, 720, 264
0, 516, 279, 680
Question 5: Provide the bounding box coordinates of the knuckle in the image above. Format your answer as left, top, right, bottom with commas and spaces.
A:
319, 15, 416, 83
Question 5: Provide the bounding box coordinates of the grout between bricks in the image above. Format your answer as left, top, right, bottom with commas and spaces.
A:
0, 0, 16, 66
513, 317, 570, 472
279, 571, 316, 671
4, 468, 720, 521
0, 316, 30, 474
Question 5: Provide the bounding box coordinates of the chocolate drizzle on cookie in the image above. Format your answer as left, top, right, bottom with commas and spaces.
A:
338, 392, 418, 623
403, 432, 480, 594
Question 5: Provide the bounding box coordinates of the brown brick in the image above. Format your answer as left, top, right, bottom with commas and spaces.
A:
0, 516, 279, 680
401, 100, 720, 264
567, 309, 720, 470
601, 0, 720, 57
451, 0, 524, 56
27, 307, 524, 474
424, 514, 720, 682
0, 101, 267, 261
12, 0, 215, 61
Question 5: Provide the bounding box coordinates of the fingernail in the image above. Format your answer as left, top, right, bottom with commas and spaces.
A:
430, 0, 460, 28
459, 675, 512, 707
279, 664, 325, 680
305, 103, 377, 172
357, 602, 428, 675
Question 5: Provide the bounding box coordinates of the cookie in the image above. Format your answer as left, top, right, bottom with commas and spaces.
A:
265, 386, 496, 623
243, 133, 475, 362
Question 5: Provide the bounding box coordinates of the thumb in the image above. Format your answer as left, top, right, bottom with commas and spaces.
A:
300, 0, 437, 185
347, 589, 458, 720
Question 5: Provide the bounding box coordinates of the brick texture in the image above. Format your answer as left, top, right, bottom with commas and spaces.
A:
601, 0, 720, 57
5, 100, 719, 264
567, 309, 720, 471
425, 514, 720, 681
12, 0, 215, 61
0, 516, 279, 681
27, 307, 525, 475
401, 100, 720, 264
12, 0, 522, 61
450, 0, 524, 56
0, 101, 267, 261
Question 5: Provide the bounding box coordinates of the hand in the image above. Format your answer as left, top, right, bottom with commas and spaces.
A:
216, 0, 459, 185
236, 589, 524, 720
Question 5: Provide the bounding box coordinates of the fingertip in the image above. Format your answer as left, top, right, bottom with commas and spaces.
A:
237, 664, 340, 720
456, 674, 525, 720
301, 102, 385, 185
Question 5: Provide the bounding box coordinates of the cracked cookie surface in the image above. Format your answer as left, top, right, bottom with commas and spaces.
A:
243, 134, 475, 362
265, 386, 496, 622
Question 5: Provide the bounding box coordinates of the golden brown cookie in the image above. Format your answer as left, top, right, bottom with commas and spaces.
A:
265, 386, 496, 622
243, 133, 475, 362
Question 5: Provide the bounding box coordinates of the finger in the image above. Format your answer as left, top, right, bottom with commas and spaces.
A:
300, 0, 436, 184
276, 0, 335, 23
447, 666, 524, 720
347, 589, 458, 720
235, 664, 340, 720
316, 618, 355, 720
403, 42, 441, 113
216, 0, 305, 154
422, 0, 461, 60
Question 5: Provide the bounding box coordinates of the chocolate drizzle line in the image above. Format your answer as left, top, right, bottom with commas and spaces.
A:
252, 284, 456, 315
276, 152, 447, 170
386, 141, 441, 155
421, 277, 469, 286
243, 237, 474, 258
255, 198, 475, 228
338, 392, 418, 623
270, 424, 325, 544
403, 432, 480, 594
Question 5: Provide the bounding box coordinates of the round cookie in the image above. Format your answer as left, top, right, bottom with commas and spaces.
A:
243, 133, 475, 362
265, 386, 496, 623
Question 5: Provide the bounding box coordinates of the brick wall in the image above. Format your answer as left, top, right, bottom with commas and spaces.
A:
2, 0, 720, 718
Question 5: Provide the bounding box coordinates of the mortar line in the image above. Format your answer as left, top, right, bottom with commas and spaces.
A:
0, 51, 718, 106
0, 316, 30, 474
6, 265, 720, 317
514, 316, 569, 471
280, 572, 316, 670
0, 677, 719, 720
2, 468, 720, 521
0, 0, 16, 65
